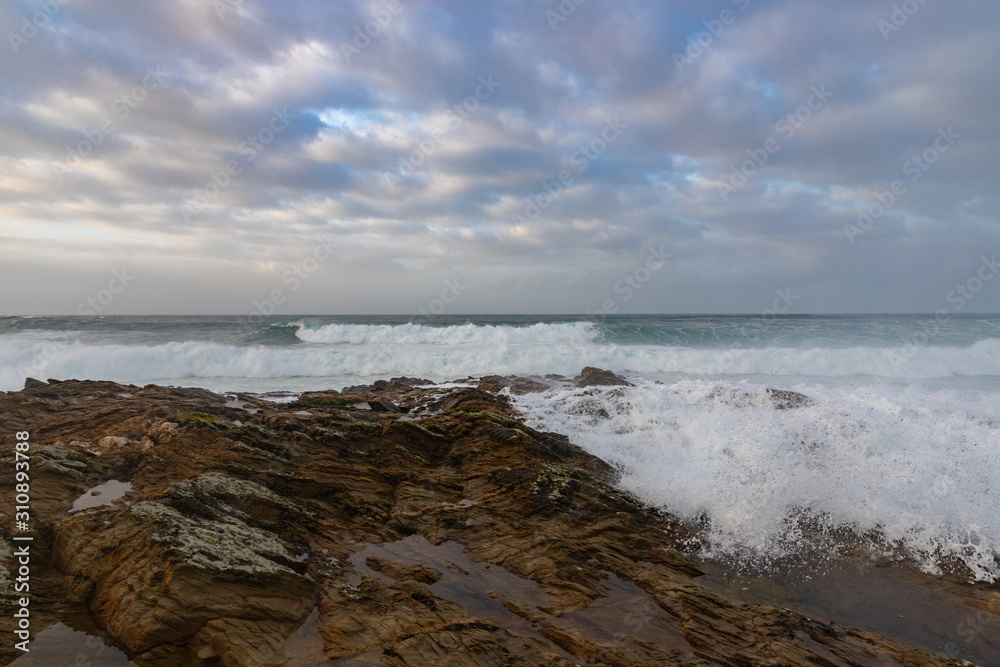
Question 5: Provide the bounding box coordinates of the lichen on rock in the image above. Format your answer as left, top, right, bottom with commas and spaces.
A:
0, 376, 988, 666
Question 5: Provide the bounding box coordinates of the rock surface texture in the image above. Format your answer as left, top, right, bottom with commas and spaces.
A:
0, 376, 991, 666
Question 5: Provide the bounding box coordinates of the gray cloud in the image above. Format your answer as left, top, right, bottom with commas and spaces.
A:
1, 0, 999, 314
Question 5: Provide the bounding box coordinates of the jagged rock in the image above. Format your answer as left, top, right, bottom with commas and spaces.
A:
51, 473, 316, 654
431, 387, 513, 414
766, 387, 813, 409
573, 366, 633, 387
365, 557, 442, 584
23, 377, 47, 390
477, 375, 552, 395
367, 399, 401, 413
387, 376, 434, 389
0, 379, 987, 667
702, 385, 814, 412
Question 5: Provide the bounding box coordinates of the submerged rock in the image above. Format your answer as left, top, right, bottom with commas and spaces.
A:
0, 377, 982, 666
477, 375, 552, 395
766, 387, 813, 409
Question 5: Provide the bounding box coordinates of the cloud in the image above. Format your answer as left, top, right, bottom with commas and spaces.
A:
1, 0, 999, 314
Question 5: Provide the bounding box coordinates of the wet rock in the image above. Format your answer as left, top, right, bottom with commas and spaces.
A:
573, 366, 633, 387
51, 473, 316, 654
365, 557, 443, 584
387, 376, 434, 389
431, 387, 514, 415
0, 378, 982, 667
766, 387, 813, 409
478, 375, 552, 395
702, 385, 814, 412
23, 376, 47, 390
367, 399, 402, 413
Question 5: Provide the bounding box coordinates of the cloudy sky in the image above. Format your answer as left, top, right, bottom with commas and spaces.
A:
1, 0, 998, 315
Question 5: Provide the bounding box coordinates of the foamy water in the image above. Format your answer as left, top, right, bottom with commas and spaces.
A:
2, 314, 998, 581
515, 379, 1000, 582
4, 321, 1000, 391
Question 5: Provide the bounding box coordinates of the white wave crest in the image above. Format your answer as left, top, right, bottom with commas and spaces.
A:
514, 380, 1000, 583
292, 321, 598, 345
3, 331, 1000, 393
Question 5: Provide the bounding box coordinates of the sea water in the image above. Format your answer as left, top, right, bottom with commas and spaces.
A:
2, 314, 998, 582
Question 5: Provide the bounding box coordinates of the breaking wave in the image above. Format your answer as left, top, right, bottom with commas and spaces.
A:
514, 379, 1000, 583
3, 326, 999, 393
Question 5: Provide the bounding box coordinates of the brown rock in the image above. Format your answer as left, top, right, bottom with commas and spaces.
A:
478, 375, 552, 395
367, 399, 401, 413
431, 387, 514, 415
23, 376, 47, 390
387, 376, 434, 389
573, 366, 633, 387
51, 473, 316, 654
365, 557, 443, 584
0, 378, 987, 667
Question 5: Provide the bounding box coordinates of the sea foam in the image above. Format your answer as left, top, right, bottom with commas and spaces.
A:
3, 325, 1000, 393
514, 379, 1000, 582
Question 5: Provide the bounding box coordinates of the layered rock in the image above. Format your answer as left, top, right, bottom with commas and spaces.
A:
0, 376, 990, 666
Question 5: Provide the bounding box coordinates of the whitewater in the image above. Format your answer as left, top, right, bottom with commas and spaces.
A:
1, 314, 998, 582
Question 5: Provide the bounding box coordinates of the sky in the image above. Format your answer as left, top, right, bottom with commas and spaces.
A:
1, 0, 998, 316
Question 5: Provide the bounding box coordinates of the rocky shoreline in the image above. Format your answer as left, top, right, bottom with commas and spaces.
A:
1, 372, 996, 666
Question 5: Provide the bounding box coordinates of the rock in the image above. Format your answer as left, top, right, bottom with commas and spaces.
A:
766, 388, 813, 409
0, 378, 985, 667
23, 377, 48, 390
477, 375, 552, 395
388, 376, 434, 387
367, 399, 401, 413
702, 385, 814, 411
431, 387, 514, 415
51, 473, 316, 654
365, 557, 442, 584
96, 435, 141, 452
573, 366, 633, 387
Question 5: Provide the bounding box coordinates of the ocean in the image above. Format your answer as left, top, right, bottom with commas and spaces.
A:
2, 314, 999, 583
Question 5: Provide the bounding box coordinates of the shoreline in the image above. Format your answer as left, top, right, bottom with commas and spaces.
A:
1, 372, 997, 666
